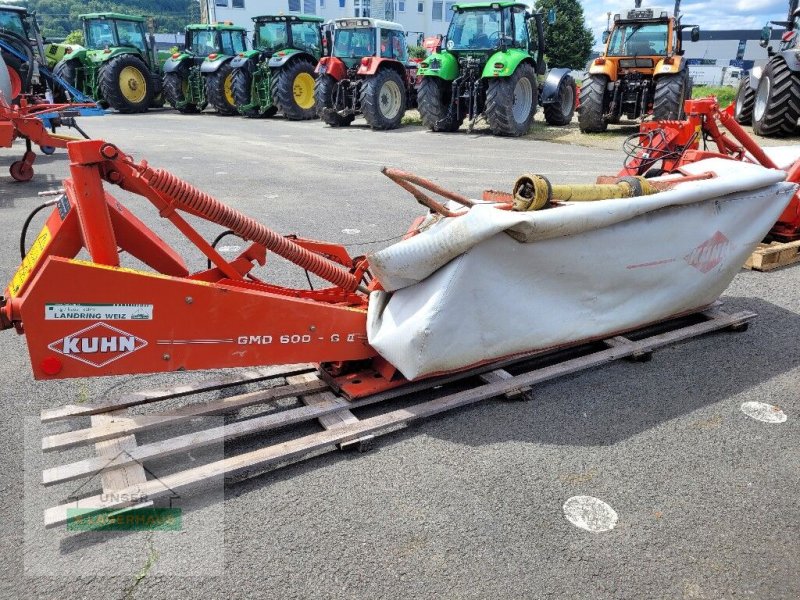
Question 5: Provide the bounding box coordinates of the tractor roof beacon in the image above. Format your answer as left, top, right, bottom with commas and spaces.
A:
162, 22, 248, 115
579, 1, 699, 134
734, 0, 800, 137
229, 14, 325, 120
416, 1, 577, 136
52, 12, 166, 113
314, 18, 419, 130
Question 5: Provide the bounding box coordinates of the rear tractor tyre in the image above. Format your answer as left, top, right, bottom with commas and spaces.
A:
486, 62, 538, 137
231, 68, 275, 118
314, 74, 354, 127
417, 76, 463, 132
543, 74, 576, 126
578, 75, 608, 132
98, 55, 154, 113
205, 61, 238, 116
653, 70, 689, 121
52, 59, 79, 102
361, 68, 407, 130
752, 58, 800, 137
163, 72, 199, 113
734, 75, 755, 125
273, 58, 317, 120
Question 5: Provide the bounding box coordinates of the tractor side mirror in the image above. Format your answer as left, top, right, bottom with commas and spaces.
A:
438, 35, 446, 52
548, 8, 556, 25
690, 26, 700, 43
760, 25, 772, 48
602, 30, 610, 44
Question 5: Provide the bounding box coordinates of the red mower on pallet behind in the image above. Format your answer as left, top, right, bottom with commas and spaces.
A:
617, 97, 800, 242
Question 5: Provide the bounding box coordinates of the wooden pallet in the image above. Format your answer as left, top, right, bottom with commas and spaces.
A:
744, 240, 800, 272
39, 306, 755, 529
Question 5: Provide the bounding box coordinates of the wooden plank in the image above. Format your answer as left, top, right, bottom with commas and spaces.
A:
44, 308, 755, 528
41, 364, 315, 422
744, 240, 800, 272
479, 369, 533, 400
41, 377, 329, 453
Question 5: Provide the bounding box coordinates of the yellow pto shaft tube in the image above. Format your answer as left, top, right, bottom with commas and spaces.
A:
512, 174, 658, 211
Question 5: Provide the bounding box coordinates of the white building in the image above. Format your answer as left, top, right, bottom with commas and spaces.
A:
202, 0, 461, 42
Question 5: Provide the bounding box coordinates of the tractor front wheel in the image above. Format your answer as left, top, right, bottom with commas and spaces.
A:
544, 74, 577, 126
315, 74, 354, 127
205, 62, 238, 116
232, 68, 276, 118
753, 58, 800, 137
486, 62, 538, 137
361, 68, 407, 130
578, 75, 608, 133
417, 76, 463, 132
734, 75, 755, 125
653, 70, 689, 121
163, 72, 199, 113
98, 55, 154, 113
273, 58, 317, 120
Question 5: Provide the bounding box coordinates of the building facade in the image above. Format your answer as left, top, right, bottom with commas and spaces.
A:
202, 0, 459, 42
681, 29, 784, 72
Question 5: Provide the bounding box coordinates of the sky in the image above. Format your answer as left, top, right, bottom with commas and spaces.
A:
579, 1, 792, 46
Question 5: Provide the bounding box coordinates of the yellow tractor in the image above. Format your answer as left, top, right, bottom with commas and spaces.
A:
578, 1, 699, 133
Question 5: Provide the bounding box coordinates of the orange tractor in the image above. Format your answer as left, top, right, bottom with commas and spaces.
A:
579, 0, 699, 132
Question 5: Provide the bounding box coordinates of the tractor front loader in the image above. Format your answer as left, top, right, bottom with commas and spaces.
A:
417, 2, 576, 136
162, 23, 248, 115
734, 0, 800, 137
314, 18, 418, 130
51, 13, 166, 113
230, 15, 323, 120
579, 0, 699, 133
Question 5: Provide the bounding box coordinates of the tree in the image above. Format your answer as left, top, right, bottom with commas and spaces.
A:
64, 29, 84, 45
535, 0, 594, 70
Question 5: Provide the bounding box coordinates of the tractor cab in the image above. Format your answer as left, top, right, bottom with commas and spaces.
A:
182, 23, 248, 67
82, 14, 150, 59
330, 18, 409, 70
0, 5, 29, 39
252, 15, 323, 59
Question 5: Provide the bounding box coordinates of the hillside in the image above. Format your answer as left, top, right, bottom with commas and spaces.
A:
18, 0, 200, 37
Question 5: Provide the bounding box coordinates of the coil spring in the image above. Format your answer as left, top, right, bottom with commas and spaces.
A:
146, 168, 360, 292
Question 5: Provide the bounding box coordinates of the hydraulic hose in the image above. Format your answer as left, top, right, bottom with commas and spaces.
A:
143, 168, 362, 292
20, 199, 57, 259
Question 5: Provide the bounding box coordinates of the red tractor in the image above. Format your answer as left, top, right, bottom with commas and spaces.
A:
314, 18, 418, 130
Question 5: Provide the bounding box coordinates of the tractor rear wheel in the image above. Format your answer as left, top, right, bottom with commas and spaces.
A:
273, 58, 317, 120
232, 68, 275, 118
315, 74, 354, 127
98, 55, 154, 113
734, 75, 755, 125
417, 76, 463, 132
578, 75, 608, 132
544, 74, 577, 126
753, 58, 800, 137
163, 72, 199, 113
361, 68, 407, 130
486, 62, 538, 137
653, 71, 689, 121
205, 62, 238, 116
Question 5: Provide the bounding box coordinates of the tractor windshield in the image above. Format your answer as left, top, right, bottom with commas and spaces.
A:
85, 20, 117, 50
190, 30, 219, 55
255, 22, 289, 52
0, 12, 26, 37
607, 23, 668, 56
446, 8, 510, 51
333, 27, 375, 58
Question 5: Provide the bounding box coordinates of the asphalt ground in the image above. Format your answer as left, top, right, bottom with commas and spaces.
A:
0, 109, 798, 599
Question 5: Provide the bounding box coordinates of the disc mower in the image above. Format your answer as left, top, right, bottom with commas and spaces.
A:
416, 1, 577, 136
162, 22, 248, 115
230, 14, 324, 120
315, 18, 418, 130
579, 0, 699, 133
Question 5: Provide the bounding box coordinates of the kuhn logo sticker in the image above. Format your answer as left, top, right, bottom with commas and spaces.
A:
48, 322, 147, 368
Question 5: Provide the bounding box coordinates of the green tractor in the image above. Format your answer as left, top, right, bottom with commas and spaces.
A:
416, 1, 576, 136
229, 15, 323, 119
162, 22, 248, 115
51, 13, 167, 113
